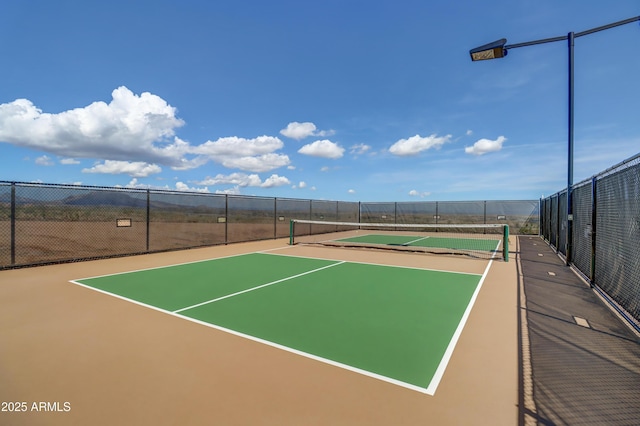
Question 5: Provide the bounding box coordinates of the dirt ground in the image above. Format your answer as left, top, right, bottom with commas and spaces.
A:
0, 238, 518, 425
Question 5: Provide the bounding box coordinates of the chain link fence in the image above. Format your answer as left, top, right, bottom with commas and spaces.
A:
0, 180, 537, 270
360, 200, 539, 234
541, 152, 640, 326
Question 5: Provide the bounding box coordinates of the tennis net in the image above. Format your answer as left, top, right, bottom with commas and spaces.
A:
289, 219, 509, 261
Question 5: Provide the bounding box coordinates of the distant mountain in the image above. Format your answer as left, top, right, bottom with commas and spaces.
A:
0, 191, 44, 205
60, 191, 210, 210
0, 189, 225, 211
62, 191, 148, 207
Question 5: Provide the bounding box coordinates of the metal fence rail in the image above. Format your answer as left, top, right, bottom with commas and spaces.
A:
0, 180, 538, 270
541, 152, 640, 326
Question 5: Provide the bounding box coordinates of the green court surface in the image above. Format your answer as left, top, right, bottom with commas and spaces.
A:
336, 233, 500, 252
72, 252, 488, 394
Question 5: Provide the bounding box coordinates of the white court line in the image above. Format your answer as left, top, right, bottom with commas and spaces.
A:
173, 261, 345, 313
70, 279, 185, 315
424, 256, 495, 395
490, 239, 502, 260
74, 251, 258, 282
402, 236, 430, 245
259, 251, 484, 277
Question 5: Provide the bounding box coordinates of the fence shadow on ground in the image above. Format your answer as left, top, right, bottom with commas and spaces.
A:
517, 236, 640, 425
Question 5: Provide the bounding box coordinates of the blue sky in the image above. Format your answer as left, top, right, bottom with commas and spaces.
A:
1, 1, 638, 201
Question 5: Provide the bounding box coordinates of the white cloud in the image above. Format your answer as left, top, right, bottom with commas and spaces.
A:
298, 140, 345, 159
60, 158, 80, 165
466, 130, 473, 136
280, 122, 317, 140
348, 189, 356, 194
35, 155, 54, 166
0, 87, 299, 175
215, 186, 241, 195
82, 160, 162, 177
219, 153, 290, 172
158, 137, 206, 171
194, 135, 283, 157
465, 136, 507, 156
175, 182, 210, 193
409, 190, 431, 198
299, 181, 307, 188
193, 136, 290, 172
280, 121, 334, 140
388, 134, 451, 156
0, 86, 187, 166
320, 166, 329, 172
349, 143, 371, 155
122, 178, 168, 190
261, 174, 291, 188
196, 172, 290, 188
124, 178, 143, 188
198, 173, 262, 187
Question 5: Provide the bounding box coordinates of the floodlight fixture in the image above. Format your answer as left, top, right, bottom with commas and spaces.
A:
469, 39, 507, 61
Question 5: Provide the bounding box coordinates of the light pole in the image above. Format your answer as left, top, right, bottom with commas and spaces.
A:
469, 16, 640, 266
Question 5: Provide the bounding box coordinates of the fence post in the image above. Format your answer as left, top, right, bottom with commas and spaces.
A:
225, 195, 229, 244
394, 202, 398, 224
556, 195, 561, 249
483, 200, 488, 234
590, 177, 597, 285
539, 198, 542, 237
10, 182, 16, 265
146, 189, 150, 252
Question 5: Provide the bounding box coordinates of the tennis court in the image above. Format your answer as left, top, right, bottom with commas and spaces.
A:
0, 237, 518, 425
71, 251, 492, 395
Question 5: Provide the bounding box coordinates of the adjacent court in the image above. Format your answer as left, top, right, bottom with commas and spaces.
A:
335, 233, 501, 253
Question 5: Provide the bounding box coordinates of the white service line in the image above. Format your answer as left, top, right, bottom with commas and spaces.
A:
173, 261, 345, 314
403, 236, 430, 245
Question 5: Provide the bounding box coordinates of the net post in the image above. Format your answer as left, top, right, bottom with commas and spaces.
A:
289, 219, 294, 245
503, 225, 509, 262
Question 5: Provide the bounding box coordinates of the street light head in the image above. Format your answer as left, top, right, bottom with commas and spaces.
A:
469, 38, 508, 61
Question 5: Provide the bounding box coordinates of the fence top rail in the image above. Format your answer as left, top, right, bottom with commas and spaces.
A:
594, 151, 640, 181
0, 180, 538, 207
543, 150, 640, 201
0, 181, 349, 203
